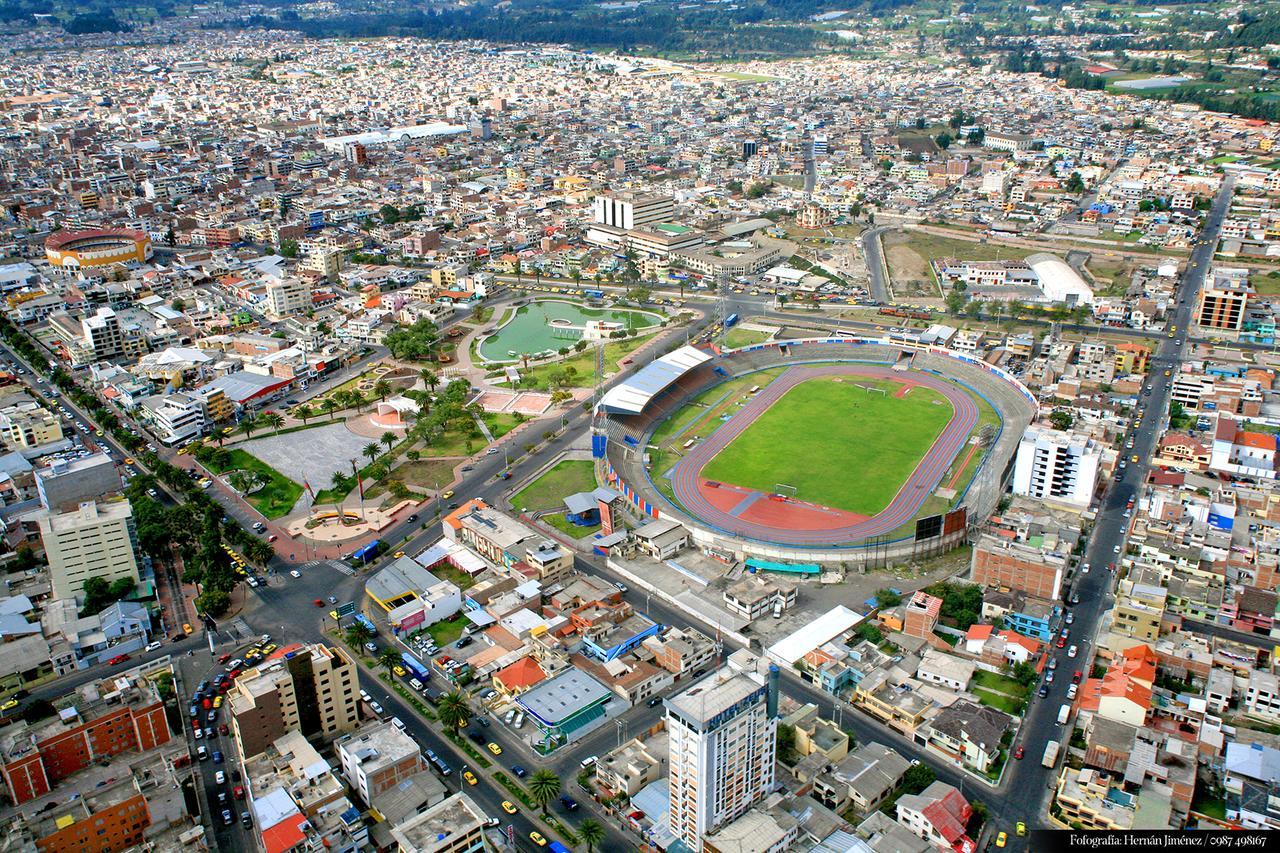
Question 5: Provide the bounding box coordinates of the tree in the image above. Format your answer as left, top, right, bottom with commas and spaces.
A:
330, 471, 349, 492
1011, 661, 1038, 687
1065, 172, 1085, 193
377, 647, 402, 676
579, 819, 606, 853
876, 588, 902, 607
374, 378, 393, 401
437, 691, 470, 730
380, 431, 398, 454
626, 285, 651, 304
528, 769, 562, 816
363, 442, 380, 464
171, 297, 185, 312
261, 412, 285, 434
80, 576, 135, 616
385, 319, 441, 361
195, 588, 231, 617
279, 239, 299, 259
295, 404, 314, 424
419, 368, 439, 392
1048, 410, 1073, 431
902, 763, 936, 795
945, 288, 967, 316
935, 132, 953, 149
244, 539, 274, 567
238, 413, 260, 438
345, 622, 374, 649
777, 722, 796, 754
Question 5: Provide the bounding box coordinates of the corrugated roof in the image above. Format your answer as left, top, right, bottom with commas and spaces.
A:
597, 345, 711, 415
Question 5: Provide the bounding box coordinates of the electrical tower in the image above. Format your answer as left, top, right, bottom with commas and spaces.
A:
716, 267, 730, 343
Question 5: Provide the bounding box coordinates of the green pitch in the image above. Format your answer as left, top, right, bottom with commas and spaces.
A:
699, 377, 954, 516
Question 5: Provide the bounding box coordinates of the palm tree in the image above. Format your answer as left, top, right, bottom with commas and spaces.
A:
380, 431, 398, 454
437, 691, 470, 730
239, 413, 260, 438
319, 397, 338, 419
362, 442, 380, 464
419, 368, 439, 393
330, 470, 348, 491
578, 819, 605, 853
246, 538, 274, 567
261, 412, 285, 434
296, 404, 314, 424
528, 769, 561, 817
353, 390, 369, 413
345, 623, 374, 648
373, 378, 393, 401
377, 647, 401, 674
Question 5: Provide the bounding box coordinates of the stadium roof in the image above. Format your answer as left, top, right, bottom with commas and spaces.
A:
597, 345, 712, 415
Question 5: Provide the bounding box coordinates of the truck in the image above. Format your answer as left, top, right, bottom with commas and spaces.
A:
1056, 704, 1071, 726
400, 652, 431, 681
1042, 740, 1060, 768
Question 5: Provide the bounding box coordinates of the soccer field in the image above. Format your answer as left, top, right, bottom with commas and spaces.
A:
699, 377, 956, 516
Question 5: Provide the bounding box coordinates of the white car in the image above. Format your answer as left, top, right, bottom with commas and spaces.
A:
359, 689, 371, 702
1082, 565, 1090, 574
1067, 644, 1079, 658
369, 701, 384, 715
290, 570, 301, 579
215, 770, 226, 785
144, 641, 162, 652
1113, 545, 1121, 553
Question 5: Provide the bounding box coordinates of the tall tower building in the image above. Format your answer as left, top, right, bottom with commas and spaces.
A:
665, 665, 778, 848
591, 191, 674, 231
1196, 267, 1251, 332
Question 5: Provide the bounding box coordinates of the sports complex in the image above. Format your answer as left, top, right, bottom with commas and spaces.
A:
592, 336, 1038, 564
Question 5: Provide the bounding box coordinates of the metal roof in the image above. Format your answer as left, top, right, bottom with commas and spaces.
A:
597, 345, 711, 415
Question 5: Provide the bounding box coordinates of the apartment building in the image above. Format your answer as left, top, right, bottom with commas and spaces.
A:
34, 453, 119, 512
723, 574, 796, 621
1111, 578, 1167, 642
666, 666, 778, 848
37, 499, 141, 602
595, 733, 666, 797
1012, 426, 1101, 509
337, 721, 427, 806
140, 391, 207, 445
0, 401, 62, 449
265, 277, 314, 318
971, 533, 1067, 601
443, 500, 573, 586
227, 642, 359, 759
0, 665, 171, 804
1196, 268, 1251, 332
391, 792, 489, 853
592, 191, 674, 230
642, 626, 718, 680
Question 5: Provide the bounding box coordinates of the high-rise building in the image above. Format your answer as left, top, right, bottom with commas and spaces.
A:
227, 643, 359, 759
265, 276, 314, 317
1011, 426, 1101, 510
665, 665, 778, 848
37, 499, 141, 602
1196, 268, 1251, 331
35, 453, 120, 511
81, 307, 124, 359
592, 191, 674, 231
390, 792, 489, 853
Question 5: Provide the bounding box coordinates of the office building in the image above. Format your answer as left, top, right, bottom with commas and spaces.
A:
227, 642, 359, 759
37, 499, 141, 602
1011, 426, 1101, 510
1197, 268, 1251, 332
34, 453, 120, 511
592, 191, 674, 231
82, 307, 124, 359
665, 665, 779, 848
266, 276, 314, 317
336, 721, 427, 806
141, 392, 208, 445
443, 500, 574, 586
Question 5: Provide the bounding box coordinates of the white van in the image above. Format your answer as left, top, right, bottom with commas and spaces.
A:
409, 678, 424, 692
391, 717, 406, 731
504, 709, 516, 725
580, 755, 598, 769
514, 712, 525, 729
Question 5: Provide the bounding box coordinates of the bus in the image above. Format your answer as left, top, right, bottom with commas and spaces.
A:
725, 313, 740, 328
549, 843, 572, 853
749, 385, 761, 395
355, 614, 377, 635
583, 289, 604, 299
351, 540, 383, 563
400, 652, 431, 681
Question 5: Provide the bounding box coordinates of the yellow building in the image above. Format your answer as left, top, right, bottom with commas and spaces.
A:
45, 228, 152, 269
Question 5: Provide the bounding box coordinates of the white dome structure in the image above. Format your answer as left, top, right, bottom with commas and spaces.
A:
1027, 253, 1094, 306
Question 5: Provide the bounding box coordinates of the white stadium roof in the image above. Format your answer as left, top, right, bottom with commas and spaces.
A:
1028, 253, 1094, 306
596, 345, 712, 415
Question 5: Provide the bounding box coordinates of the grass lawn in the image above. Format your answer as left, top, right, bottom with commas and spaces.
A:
973, 688, 1023, 715
1253, 270, 1280, 296
424, 612, 468, 647
700, 376, 953, 516
430, 563, 476, 591
541, 511, 601, 537
483, 411, 525, 439
210, 449, 303, 519
502, 333, 657, 391
386, 459, 459, 493
724, 327, 774, 348
512, 460, 597, 513
970, 670, 1029, 698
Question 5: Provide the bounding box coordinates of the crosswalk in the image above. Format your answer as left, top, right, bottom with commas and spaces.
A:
300, 559, 355, 576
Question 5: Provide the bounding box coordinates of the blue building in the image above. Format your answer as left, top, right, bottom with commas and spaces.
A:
581, 614, 663, 662
983, 588, 1054, 642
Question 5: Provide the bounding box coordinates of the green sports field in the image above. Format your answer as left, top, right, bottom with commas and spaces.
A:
699, 377, 954, 516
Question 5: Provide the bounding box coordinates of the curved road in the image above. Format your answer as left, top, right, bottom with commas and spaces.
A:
669, 364, 978, 545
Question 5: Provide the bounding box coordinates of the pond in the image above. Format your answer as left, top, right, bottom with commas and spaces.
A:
476, 300, 662, 362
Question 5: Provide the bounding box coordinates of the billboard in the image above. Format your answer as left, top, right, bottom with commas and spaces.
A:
944, 507, 968, 535
915, 514, 943, 541
336, 601, 357, 618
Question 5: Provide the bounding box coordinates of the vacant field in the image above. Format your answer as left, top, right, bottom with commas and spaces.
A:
724, 327, 774, 348
700, 376, 954, 516
511, 460, 597, 513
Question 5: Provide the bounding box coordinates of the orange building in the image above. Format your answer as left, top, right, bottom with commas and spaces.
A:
45, 228, 152, 270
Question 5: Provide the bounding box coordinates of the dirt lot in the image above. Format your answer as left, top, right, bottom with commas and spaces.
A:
883, 231, 941, 299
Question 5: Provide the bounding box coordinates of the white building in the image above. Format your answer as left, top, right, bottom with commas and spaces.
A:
665, 666, 778, 848
1011, 426, 1101, 510
1027, 253, 1095, 306
592, 191, 674, 231
265, 277, 313, 318
337, 721, 426, 806
37, 499, 142, 602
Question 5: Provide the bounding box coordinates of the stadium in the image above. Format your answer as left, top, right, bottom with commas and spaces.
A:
592, 336, 1038, 565
44, 228, 152, 270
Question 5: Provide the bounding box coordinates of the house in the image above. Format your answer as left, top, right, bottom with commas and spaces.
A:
895, 781, 975, 853
1225, 742, 1280, 829
916, 649, 976, 692
923, 700, 1012, 774
1078, 644, 1155, 727
812, 741, 911, 815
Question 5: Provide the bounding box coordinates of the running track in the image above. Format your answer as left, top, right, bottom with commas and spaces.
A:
669, 365, 979, 546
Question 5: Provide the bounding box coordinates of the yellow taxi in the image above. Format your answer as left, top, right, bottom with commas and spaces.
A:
996, 831, 1007, 848
183, 623, 192, 635
393, 551, 405, 558
393, 665, 407, 677
213, 696, 223, 709
487, 742, 503, 756
462, 771, 478, 786
1, 699, 17, 712
261, 644, 278, 655
529, 832, 548, 847
441, 490, 455, 500
501, 801, 518, 814
1164, 369, 1171, 377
